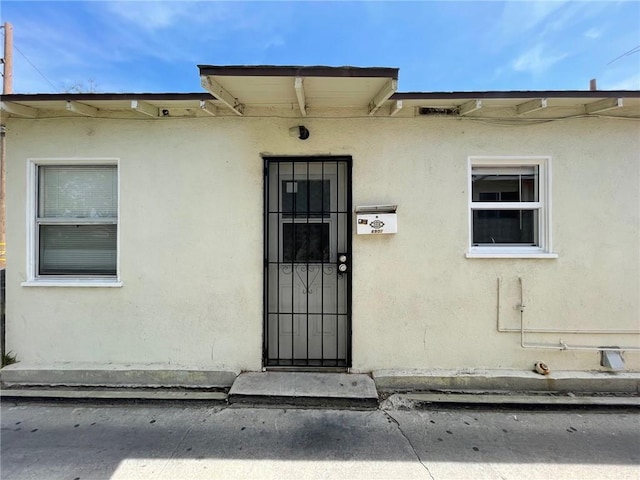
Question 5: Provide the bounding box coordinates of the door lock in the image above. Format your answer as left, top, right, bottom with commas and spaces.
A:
338, 253, 348, 274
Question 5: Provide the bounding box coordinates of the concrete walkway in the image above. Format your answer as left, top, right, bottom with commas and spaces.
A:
1, 369, 639, 407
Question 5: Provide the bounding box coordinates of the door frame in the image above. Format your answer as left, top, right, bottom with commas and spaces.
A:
262, 155, 353, 369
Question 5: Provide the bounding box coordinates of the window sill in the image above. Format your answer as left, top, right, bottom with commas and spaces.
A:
21, 278, 123, 288
466, 251, 558, 259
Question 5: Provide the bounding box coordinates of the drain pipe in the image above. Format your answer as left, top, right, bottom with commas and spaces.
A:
517, 277, 640, 352
497, 277, 639, 335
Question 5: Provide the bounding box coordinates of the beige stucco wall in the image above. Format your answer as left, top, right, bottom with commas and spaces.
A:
5, 114, 640, 373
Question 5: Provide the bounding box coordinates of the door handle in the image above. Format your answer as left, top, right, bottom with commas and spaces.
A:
338, 253, 348, 273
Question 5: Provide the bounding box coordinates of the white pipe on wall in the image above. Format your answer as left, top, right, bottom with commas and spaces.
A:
496, 277, 640, 352
496, 277, 640, 335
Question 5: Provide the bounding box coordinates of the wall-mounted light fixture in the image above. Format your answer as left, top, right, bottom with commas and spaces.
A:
289, 125, 310, 140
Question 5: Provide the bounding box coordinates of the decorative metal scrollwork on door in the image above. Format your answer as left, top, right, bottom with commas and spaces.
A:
281, 264, 336, 294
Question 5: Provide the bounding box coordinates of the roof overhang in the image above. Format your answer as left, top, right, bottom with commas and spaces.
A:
198, 65, 399, 116
1, 65, 639, 120
390, 90, 640, 120
0, 93, 218, 120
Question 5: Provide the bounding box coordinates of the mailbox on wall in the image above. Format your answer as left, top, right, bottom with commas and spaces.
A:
355, 205, 398, 235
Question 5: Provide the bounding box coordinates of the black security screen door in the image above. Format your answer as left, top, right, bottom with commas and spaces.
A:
264, 157, 352, 367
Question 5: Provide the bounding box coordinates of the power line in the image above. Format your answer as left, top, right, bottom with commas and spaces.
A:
607, 45, 640, 66
1, 29, 59, 92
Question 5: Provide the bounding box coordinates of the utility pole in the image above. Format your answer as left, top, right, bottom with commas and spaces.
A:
2, 22, 12, 94
1, 22, 11, 270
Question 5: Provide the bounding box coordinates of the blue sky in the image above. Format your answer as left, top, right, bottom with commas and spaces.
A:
2, 1, 639, 94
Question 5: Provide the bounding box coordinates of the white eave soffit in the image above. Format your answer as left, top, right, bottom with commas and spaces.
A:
199, 69, 400, 116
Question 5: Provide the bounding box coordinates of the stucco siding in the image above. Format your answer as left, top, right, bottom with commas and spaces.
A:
5, 115, 639, 373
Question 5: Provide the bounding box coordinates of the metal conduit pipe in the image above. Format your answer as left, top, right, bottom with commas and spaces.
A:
496, 277, 640, 335
516, 277, 640, 352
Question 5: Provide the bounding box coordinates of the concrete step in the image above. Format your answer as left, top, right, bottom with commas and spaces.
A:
381, 392, 640, 409
0, 387, 228, 402
373, 369, 640, 393
228, 372, 379, 409
0, 364, 237, 388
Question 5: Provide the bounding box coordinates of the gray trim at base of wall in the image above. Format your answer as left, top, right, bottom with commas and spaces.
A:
0, 368, 237, 388
373, 370, 640, 394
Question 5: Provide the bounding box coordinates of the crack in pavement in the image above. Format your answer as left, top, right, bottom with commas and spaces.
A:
156, 406, 223, 477
383, 410, 435, 480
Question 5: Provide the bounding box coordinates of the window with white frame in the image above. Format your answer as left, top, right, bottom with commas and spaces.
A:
467, 157, 555, 258
30, 162, 118, 280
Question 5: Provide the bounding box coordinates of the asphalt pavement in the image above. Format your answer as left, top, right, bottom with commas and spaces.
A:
1, 400, 638, 480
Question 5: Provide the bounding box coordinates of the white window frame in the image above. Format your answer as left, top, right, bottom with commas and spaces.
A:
466, 156, 557, 259
22, 158, 122, 287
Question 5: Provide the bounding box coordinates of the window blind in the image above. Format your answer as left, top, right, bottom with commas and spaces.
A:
39, 165, 117, 219
37, 165, 117, 276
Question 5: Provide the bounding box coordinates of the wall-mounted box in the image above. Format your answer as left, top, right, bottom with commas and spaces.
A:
355, 205, 397, 235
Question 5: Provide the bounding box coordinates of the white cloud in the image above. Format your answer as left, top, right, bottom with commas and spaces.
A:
511, 44, 568, 75
494, 1, 570, 42
10, 16, 108, 92
103, 2, 228, 31
6, 1, 300, 92
490, 1, 612, 54
584, 27, 603, 39
545, 2, 611, 34
94, 2, 295, 63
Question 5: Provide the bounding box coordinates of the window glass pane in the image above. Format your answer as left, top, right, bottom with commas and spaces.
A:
282, 180, 330, 217
472, 166, 538, 202
39, 225, 117, 275
39, 166, 117, 218
282, 223, 330, 262
473, 210, 537, 245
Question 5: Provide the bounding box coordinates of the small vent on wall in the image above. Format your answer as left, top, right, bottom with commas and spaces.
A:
419, 107, 458, 116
